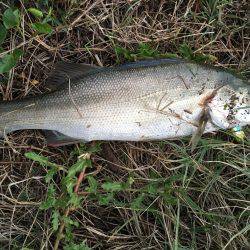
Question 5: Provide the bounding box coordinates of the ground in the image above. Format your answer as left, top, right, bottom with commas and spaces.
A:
0, 1, 249, 249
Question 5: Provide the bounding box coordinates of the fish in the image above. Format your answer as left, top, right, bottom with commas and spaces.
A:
0, 59, 249, 147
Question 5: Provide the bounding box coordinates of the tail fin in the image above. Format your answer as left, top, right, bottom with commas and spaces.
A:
0, 101, 12, 139
0, 101, 4, 138
0, 121, 5, 139
0, 106, 5, 138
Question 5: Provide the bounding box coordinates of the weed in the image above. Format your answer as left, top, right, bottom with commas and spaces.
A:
24, 143, 100, 249
115, 43, 178, 63
115, 42, 217, 64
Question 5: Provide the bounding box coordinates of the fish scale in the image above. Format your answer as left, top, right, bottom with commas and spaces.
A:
0, 59, 249, 144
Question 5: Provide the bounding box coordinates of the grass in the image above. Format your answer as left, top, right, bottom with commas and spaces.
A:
0, 0, 249, 249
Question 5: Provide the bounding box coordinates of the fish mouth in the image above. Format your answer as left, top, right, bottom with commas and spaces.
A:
230, 89, 250, 125
207, 100, 247, 130
233, 106, 250, 125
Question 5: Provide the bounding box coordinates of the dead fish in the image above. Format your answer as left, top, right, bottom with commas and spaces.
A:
0, 59, 249, 146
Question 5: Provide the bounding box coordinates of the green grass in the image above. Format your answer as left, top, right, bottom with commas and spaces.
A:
0, 1, 249, 249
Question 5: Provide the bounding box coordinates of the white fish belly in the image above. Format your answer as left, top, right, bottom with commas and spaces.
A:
53, 94, 213, 141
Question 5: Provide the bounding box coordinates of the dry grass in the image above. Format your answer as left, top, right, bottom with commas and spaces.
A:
0, 0, 249, 249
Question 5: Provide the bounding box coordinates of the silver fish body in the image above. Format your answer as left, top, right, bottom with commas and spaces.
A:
0, 59, 249, 142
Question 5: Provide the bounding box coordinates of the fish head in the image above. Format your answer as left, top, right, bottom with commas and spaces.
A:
207, 83, 250, 130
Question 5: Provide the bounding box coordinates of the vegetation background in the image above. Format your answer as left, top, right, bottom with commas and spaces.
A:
0, 0, 249, 249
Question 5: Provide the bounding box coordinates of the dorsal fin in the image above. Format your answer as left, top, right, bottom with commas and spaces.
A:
116, 58, 184, 71
45, 62, 101, 91
46, 59, 183, 91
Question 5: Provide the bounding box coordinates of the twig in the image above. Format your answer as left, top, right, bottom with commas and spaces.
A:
53, 207, 70, 250
68, 77, 84, 118
74, 169, 86, 193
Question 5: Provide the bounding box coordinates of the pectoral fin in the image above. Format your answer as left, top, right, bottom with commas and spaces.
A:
43, 130, 82, 147
190, 108, 209, 152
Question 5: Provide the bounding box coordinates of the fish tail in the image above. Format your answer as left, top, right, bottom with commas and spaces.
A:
0, 101, 11, 138
0, 127, 4, 138
0, 106, 5, 138
0, 124, 5, 139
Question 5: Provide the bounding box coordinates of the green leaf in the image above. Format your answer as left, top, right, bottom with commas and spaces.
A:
0, 25, 7, 45
25, 151, 65, 176
65, 223, 74, 242
64, 241, 91, 250
145, 182, 160, 195
162, 193, 178, 205
115, 46, 135, 61
62, 217, 80, 243
101, 181, 123, 192
180, 191, 203, 212
179, 43, 193, 60
40, 184, 56, 210
54, 196, 68, 209
52, 210, 60, 231
138, 43, 159, 57
63, 216, 79, 227
45, 166, 58, 183
64, 177, 76, 195
126, 176, 134, 187
63, 159, 89, 194
131, 193, 145, 210
68, 192, 82, 207
164, 174, 184, 188
0, 49, 23, 74
67, 160, 86, 178
98, 193, 114, 205
86, 175, 98, 193
88, 141, 102, 154
162, 53, 178, 59
193, 53, 217, 63
31, 22, 52, 34
3, 9, 20, 29
28, 8, 43, 18
25, 151, 52, 166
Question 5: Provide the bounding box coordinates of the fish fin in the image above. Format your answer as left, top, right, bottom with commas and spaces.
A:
116, 58, 184, 71
46, 62, 101, 91
190, 108, 209, 152
43, 130, 82, 147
